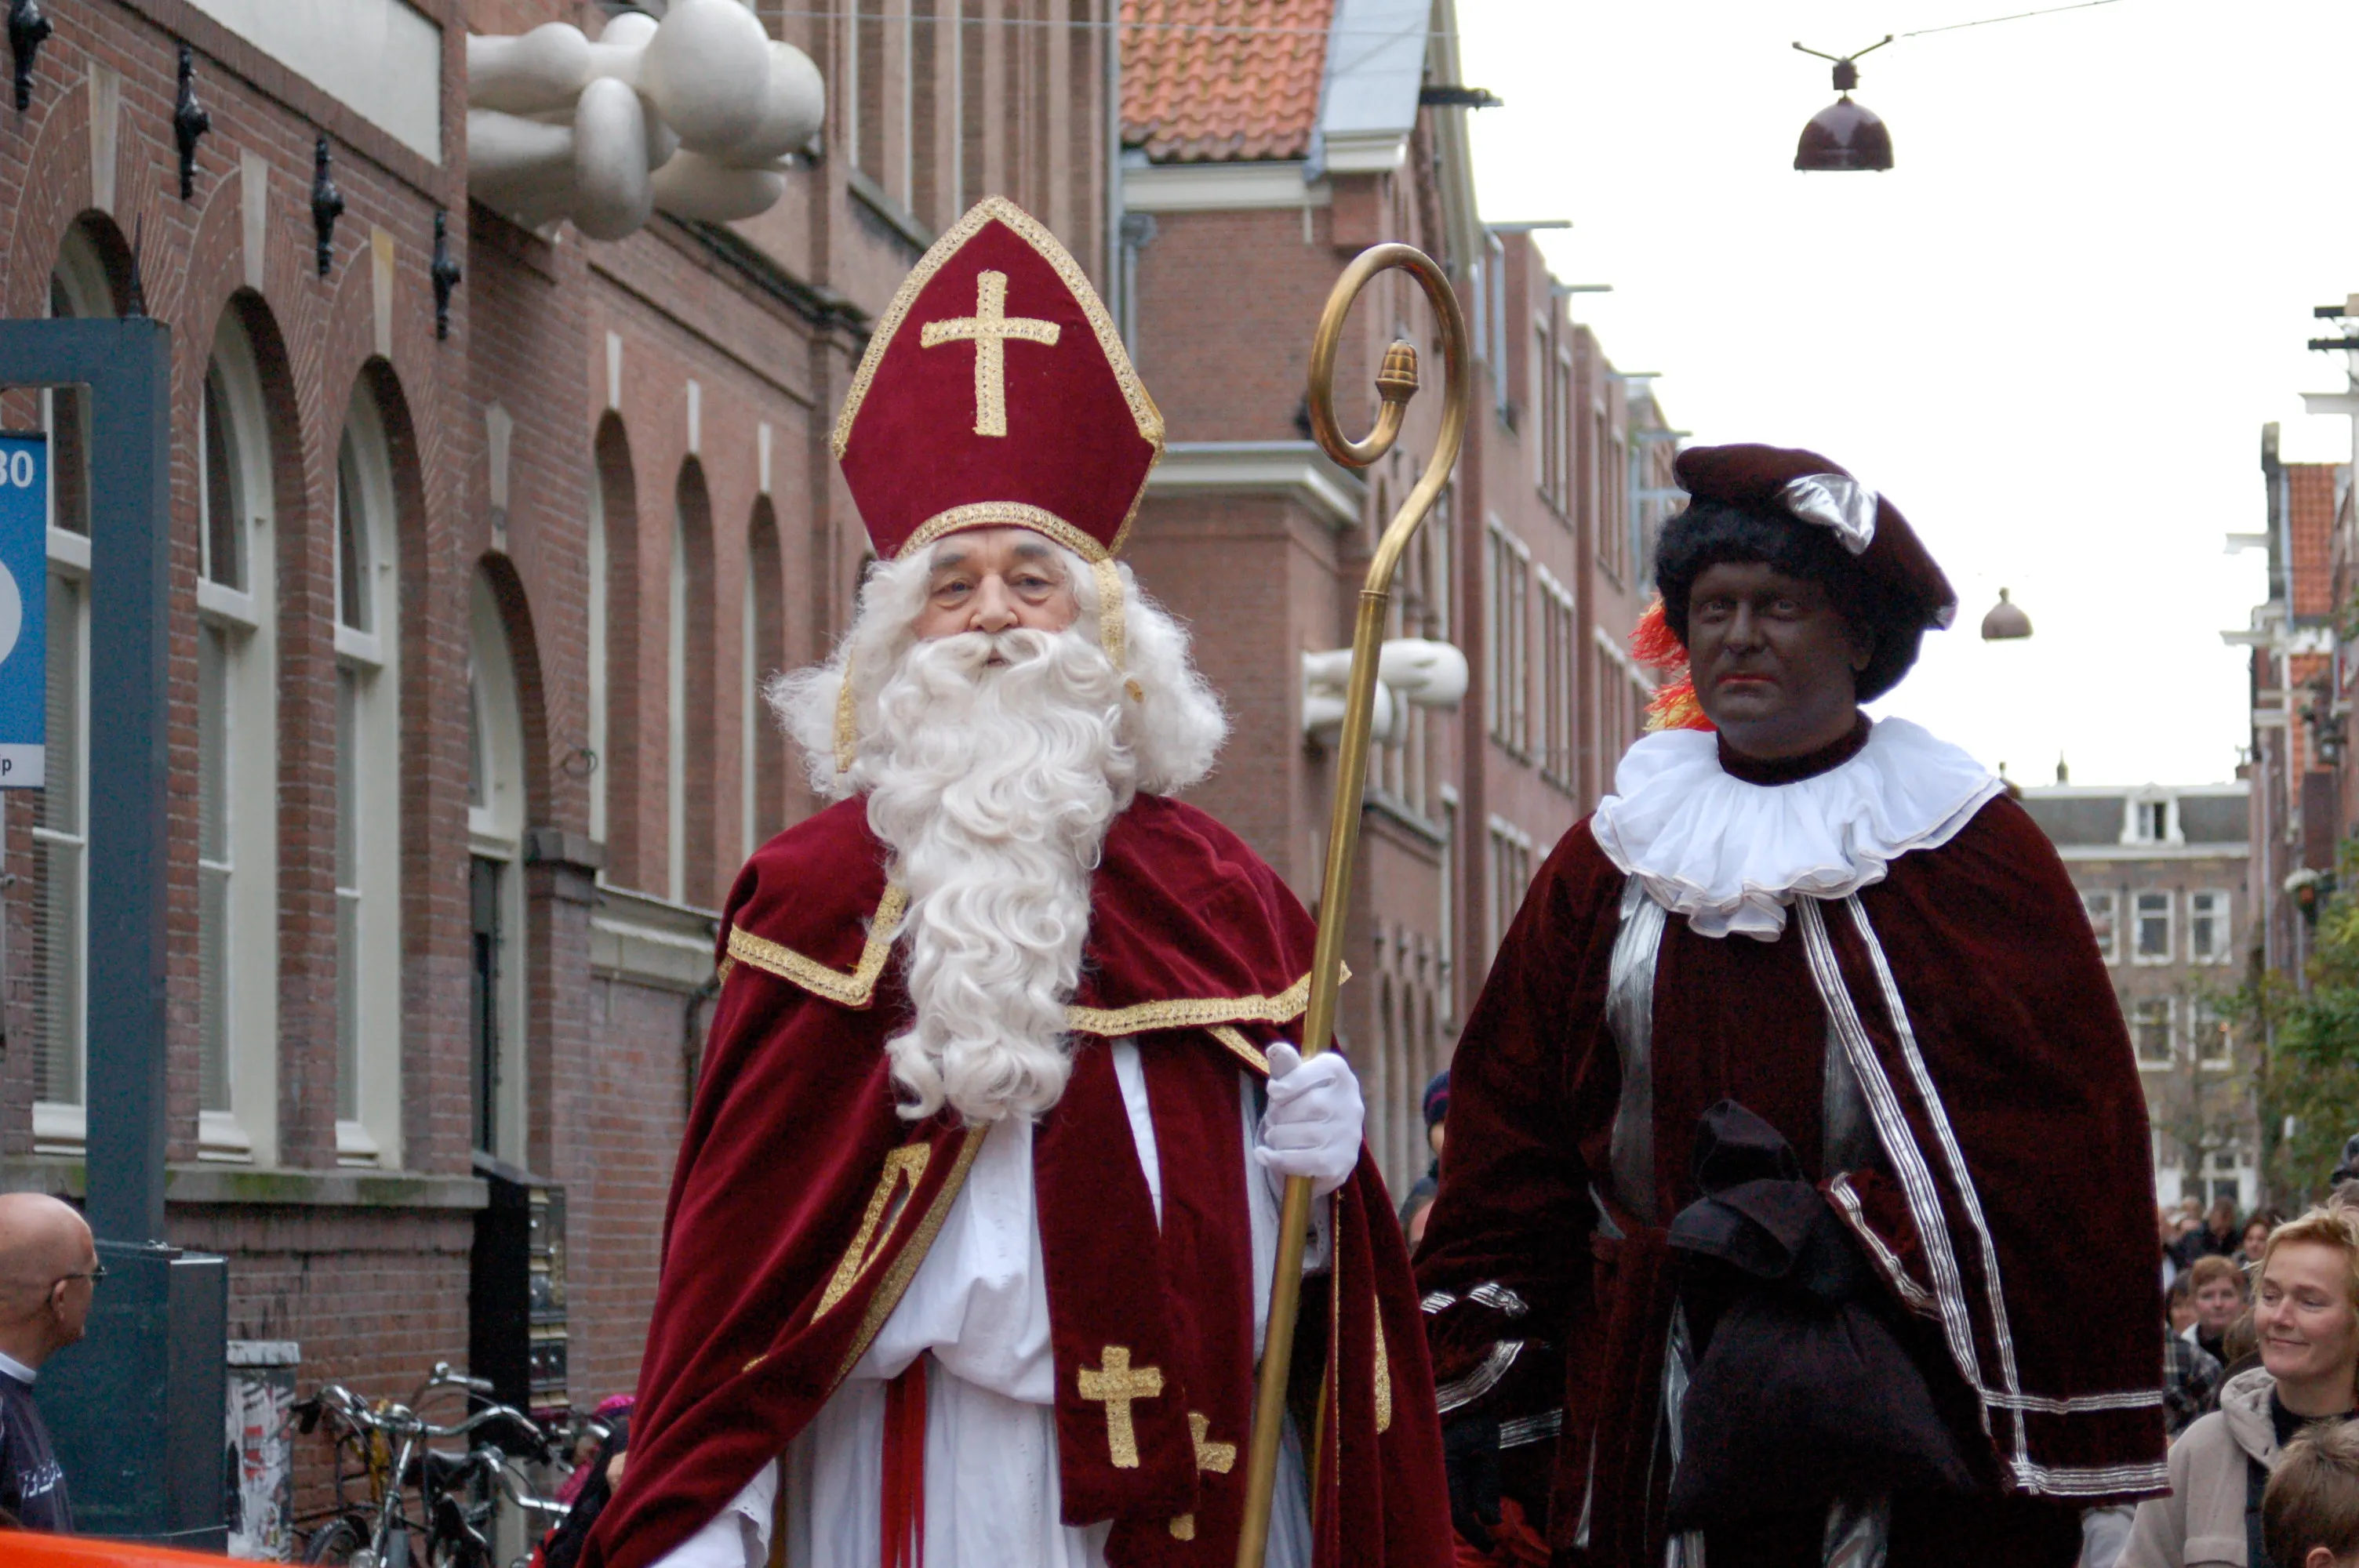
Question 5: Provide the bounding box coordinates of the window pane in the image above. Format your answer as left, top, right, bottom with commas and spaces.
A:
2133, 1000, 2173, 1067
467, 661, 485, 810
33, 573, 83, 1106
2190, 892, 2225, 961
35, 833, 80, 1106
47, 279, 89, 538
198, 625, 229, 862
202, 368, 244, 590
336, 666, 360, 1122
2194, 1005, 2231, 1067
197, 623, 231, 1112
2083, 892, 2116, 957
336, 437, 369, 632
470, 856, 503, 1155
42, 576, 78, 835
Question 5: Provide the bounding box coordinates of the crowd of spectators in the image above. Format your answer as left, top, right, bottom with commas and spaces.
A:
2109, 1192, 2359, 1568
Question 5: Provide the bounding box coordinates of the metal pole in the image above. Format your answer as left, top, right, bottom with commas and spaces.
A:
0, 316, 225, 1547
1233, 245, 1469, 1568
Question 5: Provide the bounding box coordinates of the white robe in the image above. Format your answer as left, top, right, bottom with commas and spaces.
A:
653, 1040, 1315, 1568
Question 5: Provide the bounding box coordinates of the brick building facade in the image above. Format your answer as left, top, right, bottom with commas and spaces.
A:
2019, 782, 2255, 1210
0, 0, 1119, 1436
1117, 0, 1676, 1191
0, 0, 1681, 1482
2237, 429, 2344, 988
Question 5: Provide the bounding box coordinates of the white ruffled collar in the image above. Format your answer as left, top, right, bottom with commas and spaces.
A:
1590, 717, 2005, 941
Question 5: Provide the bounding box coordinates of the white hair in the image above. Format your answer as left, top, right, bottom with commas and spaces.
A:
765, 539, 1228, 1123
769, 543, 1227, 804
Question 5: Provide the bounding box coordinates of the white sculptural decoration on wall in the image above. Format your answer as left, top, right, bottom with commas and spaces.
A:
467, 0, 824, 240
1302, 639, 1470, 746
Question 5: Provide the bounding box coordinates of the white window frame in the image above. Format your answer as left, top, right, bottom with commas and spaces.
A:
467, 572, 530, 1166
32, 527, 89, 1154
2192, 1000, 2233, 1071
2082, 889, 2120, 964
1593, 625, 1645, 775
2187, 889, 2232, 966
1485, 813, 1536, 961
193, 320, 279, 1165
1485, 517, 1531, 759
1529, 320, 1547, 489
335, 397, 403, 1167
31, 230, 113, 1152
2131, 996, 2175, 1071
2132, 890, 2174, 967
1536, 567, 1576, 790
2125, 794, 2179, 847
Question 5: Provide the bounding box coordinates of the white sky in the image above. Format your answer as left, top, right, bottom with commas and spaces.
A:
1456, 0, 2359, 788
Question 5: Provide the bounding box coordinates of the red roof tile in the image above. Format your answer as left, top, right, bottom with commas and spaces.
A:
1121, 0, 1334, 163
2290, 462, 2341, 619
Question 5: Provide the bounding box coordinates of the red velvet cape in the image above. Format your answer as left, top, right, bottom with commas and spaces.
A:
1415, 795, 2167, 1557
585, 793, 1452, 1568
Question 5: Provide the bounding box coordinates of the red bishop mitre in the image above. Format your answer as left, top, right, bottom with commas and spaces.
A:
1673, 443, 1956, 631
832, 196, 1163, 564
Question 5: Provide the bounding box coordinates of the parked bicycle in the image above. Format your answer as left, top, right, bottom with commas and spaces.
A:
295, 1363, 572, 1568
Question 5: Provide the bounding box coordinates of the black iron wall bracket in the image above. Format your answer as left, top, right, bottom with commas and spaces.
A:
173, 45, 209, 201
9, 0, 49, 113
431, 209, 461, 340
311, 136, 343, 278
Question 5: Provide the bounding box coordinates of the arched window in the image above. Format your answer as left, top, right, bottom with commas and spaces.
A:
590, 416, 638, 882
194, 313, 280, 1164
669, 462, 715, 906
743, 500, 786, 857
29, 225, 116, 1150
335, 390, 402, 1167
467, 572, 527, 1162
587, 459, 606, 848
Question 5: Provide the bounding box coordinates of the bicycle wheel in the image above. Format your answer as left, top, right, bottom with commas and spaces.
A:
304, 1515, 374, 1566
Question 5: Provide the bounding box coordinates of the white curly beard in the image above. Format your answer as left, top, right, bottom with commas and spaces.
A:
863, 626, 1131, 1125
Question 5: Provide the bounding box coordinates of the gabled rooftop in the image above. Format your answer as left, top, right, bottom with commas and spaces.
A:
1121, 0, 1336, 163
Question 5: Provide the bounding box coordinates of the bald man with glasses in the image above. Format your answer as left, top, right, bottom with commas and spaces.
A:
0, 1192, 98, 1530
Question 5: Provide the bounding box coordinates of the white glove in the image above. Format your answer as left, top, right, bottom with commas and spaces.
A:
1255, 1043, 1365, 1200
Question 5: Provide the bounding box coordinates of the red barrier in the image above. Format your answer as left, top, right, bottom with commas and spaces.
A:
0, 1537, 227, 1565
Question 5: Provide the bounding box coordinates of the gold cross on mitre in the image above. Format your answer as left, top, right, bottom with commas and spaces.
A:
1076, 1344, 1163, 1469
918, 269, 1060, 438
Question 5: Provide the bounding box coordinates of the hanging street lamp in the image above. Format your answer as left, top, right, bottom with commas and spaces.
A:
1980, 586, 2033, 640
1794, 37, 1895, 172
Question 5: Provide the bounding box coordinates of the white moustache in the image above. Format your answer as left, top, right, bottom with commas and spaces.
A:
916, 626, 1056, 677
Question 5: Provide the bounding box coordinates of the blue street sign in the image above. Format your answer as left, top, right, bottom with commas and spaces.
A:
0, 433, 45, 788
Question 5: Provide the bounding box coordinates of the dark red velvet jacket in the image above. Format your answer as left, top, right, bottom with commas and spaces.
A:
1415, 792, 2168, 1559
584, 793, 1452, 1568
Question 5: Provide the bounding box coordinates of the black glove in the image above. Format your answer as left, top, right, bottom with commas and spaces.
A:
1441, 1414, 1501, 1552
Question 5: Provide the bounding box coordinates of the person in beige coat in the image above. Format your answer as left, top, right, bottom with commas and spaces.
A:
2124, 1206, 2359, 1567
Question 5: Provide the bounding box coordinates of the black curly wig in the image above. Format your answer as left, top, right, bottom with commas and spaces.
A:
1654, 498, 1927, 703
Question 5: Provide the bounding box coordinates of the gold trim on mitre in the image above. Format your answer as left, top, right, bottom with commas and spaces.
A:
1091, 556, 1128, 679
897, 502, 1109, 564
833, 197, 1164, 469
889, 505, 1133, 681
